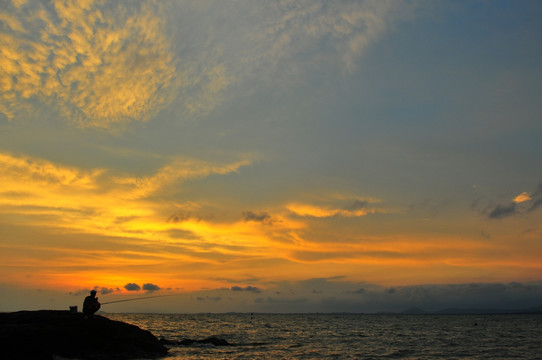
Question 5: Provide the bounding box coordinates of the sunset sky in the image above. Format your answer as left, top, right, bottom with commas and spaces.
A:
1, 0, 542, 313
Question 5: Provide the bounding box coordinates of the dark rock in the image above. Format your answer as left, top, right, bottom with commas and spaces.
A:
0, 310, 168, 360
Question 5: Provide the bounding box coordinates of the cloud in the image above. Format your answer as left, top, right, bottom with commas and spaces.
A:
487, 182, 542, 219
1, 1, 421, 128
124, 283, 141, 291
246, 278, 542, 313
241, 0, 419, 75
488, 203, 517, 219
343, 200, 369, 211
527, 182, 542, 212
242, 211, 272, 223
0, 150, 251, 222
70, 286, 118, 296
350, 288, 366, 295
165, 0, 420, 117
142, 283, 161, 292
231, 286, 262, 294
99, 287, 116, 295
514, 192, 532, 203
287, 197, 381, 218
167, 212, 197, 224
0, 0, 178, 129
113, 157, 253, 199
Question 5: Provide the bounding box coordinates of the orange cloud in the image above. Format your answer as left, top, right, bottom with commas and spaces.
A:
2, 150, 540, 293
0, 150, 279, 290
513, 192, 531, 203
286, 197, 381, 218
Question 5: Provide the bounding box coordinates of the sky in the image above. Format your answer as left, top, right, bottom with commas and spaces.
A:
1, 0, 542, 313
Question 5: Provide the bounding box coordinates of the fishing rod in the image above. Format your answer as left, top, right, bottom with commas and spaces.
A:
101, 293, 177, 305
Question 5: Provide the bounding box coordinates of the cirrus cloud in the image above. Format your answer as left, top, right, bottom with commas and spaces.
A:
1, 0, 177, 128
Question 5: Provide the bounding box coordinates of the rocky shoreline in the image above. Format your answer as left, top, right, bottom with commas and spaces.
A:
0, 310, 168, 360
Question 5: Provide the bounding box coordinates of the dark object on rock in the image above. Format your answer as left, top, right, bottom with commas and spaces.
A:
160, 336, 233, 346
0, 310, 168, 360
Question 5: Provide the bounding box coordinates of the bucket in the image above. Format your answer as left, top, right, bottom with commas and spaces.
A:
69, 305, 78, 313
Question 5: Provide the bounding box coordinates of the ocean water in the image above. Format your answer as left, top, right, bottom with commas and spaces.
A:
105, 313, 542, 359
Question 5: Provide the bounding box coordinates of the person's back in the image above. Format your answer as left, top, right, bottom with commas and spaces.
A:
83, 290, 101, 318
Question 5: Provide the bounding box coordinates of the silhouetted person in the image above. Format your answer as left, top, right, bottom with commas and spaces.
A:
83, 290, 101, 318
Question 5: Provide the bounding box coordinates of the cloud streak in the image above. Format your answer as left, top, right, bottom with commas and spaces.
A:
287, 197, 382, 218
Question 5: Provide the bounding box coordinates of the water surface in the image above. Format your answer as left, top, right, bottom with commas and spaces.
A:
106, 313, 542, 359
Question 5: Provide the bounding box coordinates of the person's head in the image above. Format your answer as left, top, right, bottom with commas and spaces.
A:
90, 290, 97, 297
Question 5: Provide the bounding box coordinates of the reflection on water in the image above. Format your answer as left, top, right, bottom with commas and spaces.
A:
105, 313, 542, 359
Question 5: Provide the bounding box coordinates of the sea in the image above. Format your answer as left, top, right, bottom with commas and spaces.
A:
105, 313, 542, 359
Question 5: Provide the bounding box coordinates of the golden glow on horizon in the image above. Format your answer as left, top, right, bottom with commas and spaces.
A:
2, 146, 541, 293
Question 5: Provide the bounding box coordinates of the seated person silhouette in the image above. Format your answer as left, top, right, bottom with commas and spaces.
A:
83, 290, 101, 318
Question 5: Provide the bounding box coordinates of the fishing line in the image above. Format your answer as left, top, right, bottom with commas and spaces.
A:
101, 293, 178, 305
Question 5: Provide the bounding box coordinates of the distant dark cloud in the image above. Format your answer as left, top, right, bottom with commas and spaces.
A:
527, 182, 542, 212
529, 198, 542, 212
486, 181, 542, 219
489, 203, 517, 219
242, 211, 272, 223
167, 229, 200, 240
70, 286, 119, 296
350, 288, 366, 295
240, 278, 542, 313
231, 286, 262, 293
124, 283, 141, 291
99, 287, 116, 295
322, 281, 542, 313
167, 211, 195, 223
343, 200, 368, 211
142, 283, 161, 292
114, 216, 139, 224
